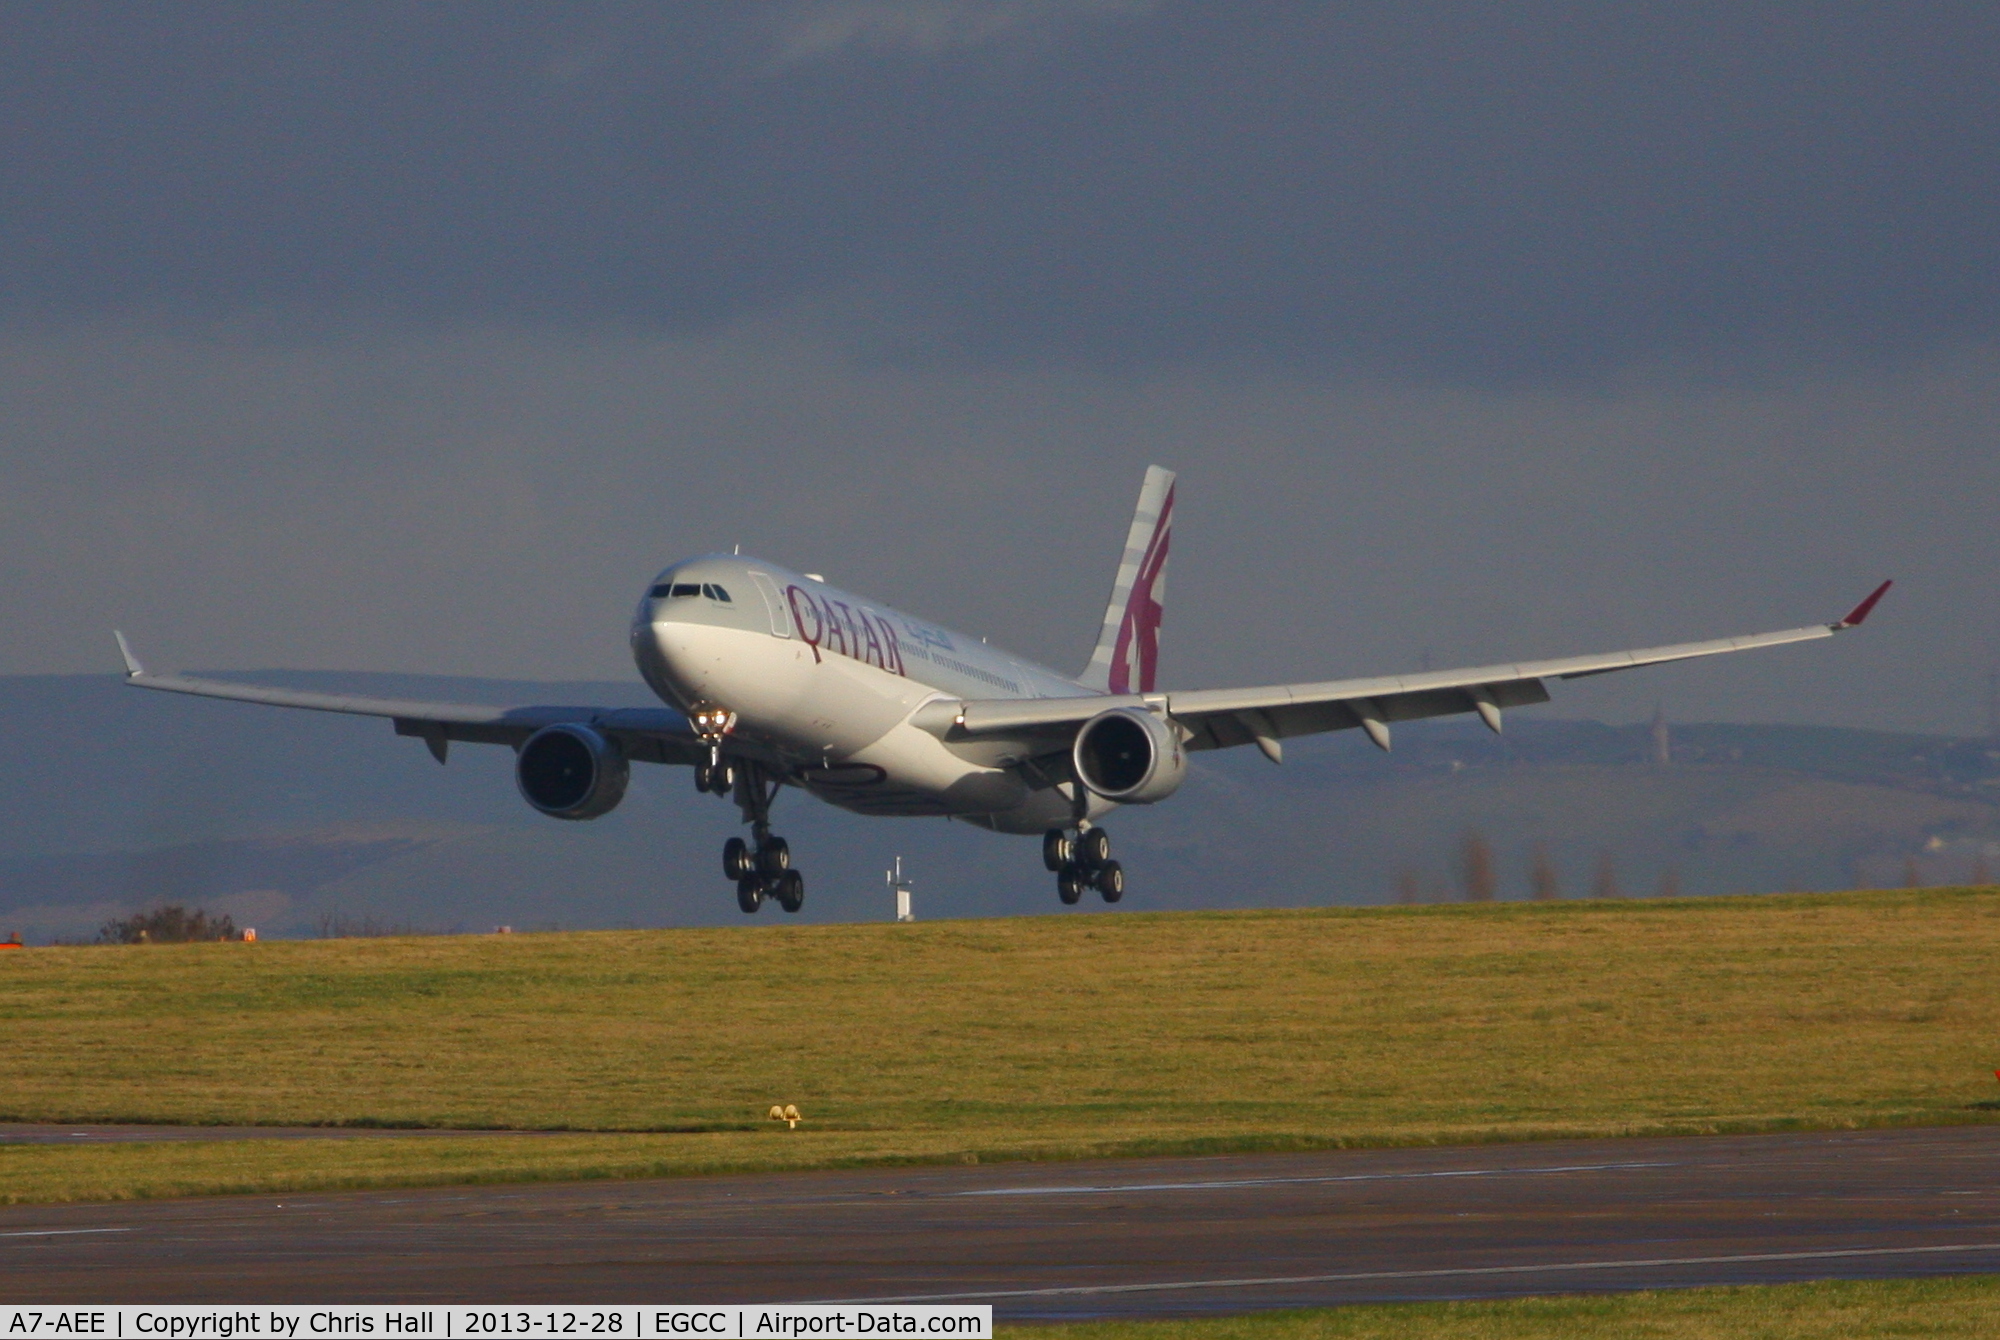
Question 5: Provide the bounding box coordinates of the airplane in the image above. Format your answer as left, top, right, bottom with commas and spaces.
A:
116, 466, 1891, 915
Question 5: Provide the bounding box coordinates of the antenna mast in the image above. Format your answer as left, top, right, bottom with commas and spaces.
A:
888, 856, 913, 922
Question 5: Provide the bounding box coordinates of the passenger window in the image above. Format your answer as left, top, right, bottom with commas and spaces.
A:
670, 583, 701, 598
706, 584, 732, 602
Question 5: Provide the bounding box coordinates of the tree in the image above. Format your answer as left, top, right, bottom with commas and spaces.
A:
1529, 843, 1561, 901
1591, 851, 1620, 900
1394, 870, 1422, 905
97, 905, 237, 945
1459, 831, 1497, 902
1656, 866, 1681, 899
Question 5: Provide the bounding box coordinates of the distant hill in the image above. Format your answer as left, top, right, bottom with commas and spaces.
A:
4, 673, 1996, 942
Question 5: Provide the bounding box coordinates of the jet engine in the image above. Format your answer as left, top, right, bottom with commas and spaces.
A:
1072, 707, 1186, 804
516, 723, 630, 820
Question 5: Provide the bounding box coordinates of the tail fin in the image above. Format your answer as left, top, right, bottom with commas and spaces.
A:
1077, 465, 1176, 694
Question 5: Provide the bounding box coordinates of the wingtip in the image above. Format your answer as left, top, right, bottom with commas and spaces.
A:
113, 630, 144, 677
1834, 579, 1893, 629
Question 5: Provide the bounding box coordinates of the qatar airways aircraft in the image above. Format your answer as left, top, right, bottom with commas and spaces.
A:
118, 467, 1889, 914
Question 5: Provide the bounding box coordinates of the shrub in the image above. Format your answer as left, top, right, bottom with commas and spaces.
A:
97, 905, 237, 944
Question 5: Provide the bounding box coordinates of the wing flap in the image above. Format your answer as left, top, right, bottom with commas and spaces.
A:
931, 589, 1883, 754
129, 669, 552, 725
122, 656, 703, 762
955, 694, 1149, 734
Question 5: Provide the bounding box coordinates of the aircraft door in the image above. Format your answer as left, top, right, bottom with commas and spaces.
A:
749, 572, 792, 637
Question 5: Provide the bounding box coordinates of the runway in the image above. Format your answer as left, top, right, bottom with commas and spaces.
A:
4, 1127, 1997, 1317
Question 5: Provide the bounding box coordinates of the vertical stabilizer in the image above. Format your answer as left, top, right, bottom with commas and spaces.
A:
1077, 465, 1176, 694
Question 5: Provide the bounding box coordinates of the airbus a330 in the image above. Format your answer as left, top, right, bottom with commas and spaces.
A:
119, 467, 1889, 914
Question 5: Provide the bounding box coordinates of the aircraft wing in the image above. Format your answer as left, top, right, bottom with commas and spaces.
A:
113, 634, 705, 765
934, 582, 1891, 760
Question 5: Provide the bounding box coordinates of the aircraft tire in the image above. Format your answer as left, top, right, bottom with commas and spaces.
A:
1077, 828, 1112, 869
757, 836, 791, 876
736, 875, 766, 914
723, 836, 752, 881
775, 869, 805, 914
1042, 829, 1073, 872
1057, 865, 1087, 905
1094, 860, 1124, 903
711, 762, 736, 795
694, 763, 714, 794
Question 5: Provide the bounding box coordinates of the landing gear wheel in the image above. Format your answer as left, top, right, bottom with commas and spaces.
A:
756, 836, 791, 877
1057, 865, 1087, 905
1077, 828, 1112, 869
1093, 859, 1124, 903
774, 869, 805, 914
723, 836, 753, 881
695, 763, 714, 794
1042, 829, 1074, 872
736, 875, 766, 914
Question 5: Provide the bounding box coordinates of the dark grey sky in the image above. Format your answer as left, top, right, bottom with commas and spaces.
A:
5, 2, 1999, 375
4, 1, 1995, 735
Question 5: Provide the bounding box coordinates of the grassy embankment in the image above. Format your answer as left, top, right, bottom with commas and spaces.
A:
1006, 1276, 2000, 1340
2, 888, 1997, 1203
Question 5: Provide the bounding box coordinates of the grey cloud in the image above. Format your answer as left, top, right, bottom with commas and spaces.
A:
3, 4, 1997, 380
4, 314, 1990, 736
4, 4, 1990, 746
764, 1, 1155, 66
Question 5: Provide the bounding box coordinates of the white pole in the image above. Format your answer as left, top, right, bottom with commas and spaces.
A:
889, 856, 914, 922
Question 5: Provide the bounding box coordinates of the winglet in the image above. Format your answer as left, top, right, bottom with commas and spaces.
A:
1833, 580, 1892, 630
113, 630, 145, 677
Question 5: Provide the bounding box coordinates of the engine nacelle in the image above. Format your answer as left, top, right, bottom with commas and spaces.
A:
516, 724, 630, 820
1072, 707, 1187, 804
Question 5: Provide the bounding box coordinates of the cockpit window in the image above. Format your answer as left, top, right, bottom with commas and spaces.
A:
650, 581, 728, 601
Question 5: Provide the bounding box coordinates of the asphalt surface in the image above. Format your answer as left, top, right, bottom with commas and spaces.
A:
4, 1127, 1998, 1316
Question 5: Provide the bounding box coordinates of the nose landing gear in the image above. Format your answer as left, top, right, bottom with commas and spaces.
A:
1046, 826, 1123, 905
715, 760, 803, 915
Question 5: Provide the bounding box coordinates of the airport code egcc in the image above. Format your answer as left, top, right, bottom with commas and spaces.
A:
0, 1311, 991, 1340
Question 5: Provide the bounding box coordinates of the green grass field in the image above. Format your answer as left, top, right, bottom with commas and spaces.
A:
1008, 1276, 2000, 1339
2, 888, 1997, 1203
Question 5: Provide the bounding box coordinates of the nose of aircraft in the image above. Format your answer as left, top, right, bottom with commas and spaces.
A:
633, 574, 739, 703
635, 609, 698, 694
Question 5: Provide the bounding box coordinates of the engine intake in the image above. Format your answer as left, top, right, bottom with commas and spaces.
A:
1072, 707, 1186, 804
516, 724, 629, 820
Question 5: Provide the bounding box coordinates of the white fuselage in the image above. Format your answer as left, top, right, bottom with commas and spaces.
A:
631, 556, 1109, 833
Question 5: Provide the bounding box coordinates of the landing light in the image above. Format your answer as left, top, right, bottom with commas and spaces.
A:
691, 705, 738, 741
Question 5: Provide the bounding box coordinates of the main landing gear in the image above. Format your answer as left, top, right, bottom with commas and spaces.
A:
1043, 826, 1123, 905
702, 756, 804, 915
724, 835, 803, 914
